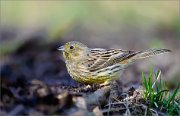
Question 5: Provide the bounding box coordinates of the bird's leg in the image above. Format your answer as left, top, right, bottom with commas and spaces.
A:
84, 83, 109, 91
83, 81, 114, 91
100, 81, 111, 87
110, 81, 122, 98
107, 81, 121, 115
83, 84, 100, 91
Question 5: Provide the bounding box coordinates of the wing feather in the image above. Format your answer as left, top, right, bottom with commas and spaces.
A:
85, 48, 135, 72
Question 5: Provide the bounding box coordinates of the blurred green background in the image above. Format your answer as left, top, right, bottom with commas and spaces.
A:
0, 1, 180, 85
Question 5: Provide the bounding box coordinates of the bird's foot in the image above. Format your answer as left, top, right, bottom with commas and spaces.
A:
100, 81, 111, 87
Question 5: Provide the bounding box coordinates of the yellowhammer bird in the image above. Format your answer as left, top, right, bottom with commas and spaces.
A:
58, 41, 171, 85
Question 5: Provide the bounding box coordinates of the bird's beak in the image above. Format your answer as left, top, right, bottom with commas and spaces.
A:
57, 45, 64, 51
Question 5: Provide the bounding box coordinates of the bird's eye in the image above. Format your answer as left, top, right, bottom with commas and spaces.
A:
70, 46, 74, 49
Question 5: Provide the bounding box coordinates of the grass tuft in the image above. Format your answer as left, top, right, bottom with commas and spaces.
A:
141, 68, 180, 115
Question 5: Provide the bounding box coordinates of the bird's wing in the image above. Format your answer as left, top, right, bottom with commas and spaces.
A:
85, 48, 137, 72
83, 48, 170, 73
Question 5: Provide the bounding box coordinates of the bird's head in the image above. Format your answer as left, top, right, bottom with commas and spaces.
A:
58, 41, 88, 61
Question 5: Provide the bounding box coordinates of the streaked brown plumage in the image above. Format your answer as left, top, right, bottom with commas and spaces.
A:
58, 41, 171, 84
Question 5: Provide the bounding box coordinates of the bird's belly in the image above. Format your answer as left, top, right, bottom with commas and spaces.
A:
72, 75, 118, 84
70, 69, 121, 84
66, 63, 123, 84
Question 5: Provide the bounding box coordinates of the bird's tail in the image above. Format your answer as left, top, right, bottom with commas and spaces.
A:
131, 48, 171, 61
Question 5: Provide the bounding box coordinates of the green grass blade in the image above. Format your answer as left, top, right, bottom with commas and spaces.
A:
167, 83, 180, 108
142, 72, 148, 98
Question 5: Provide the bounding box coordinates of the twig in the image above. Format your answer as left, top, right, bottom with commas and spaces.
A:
150, 108, 159, 116
107, 95, 111, 116
140, 104, 147, 116
124, 94, 131, 116
104, 102, 125, 107
102, 107, 129, 113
